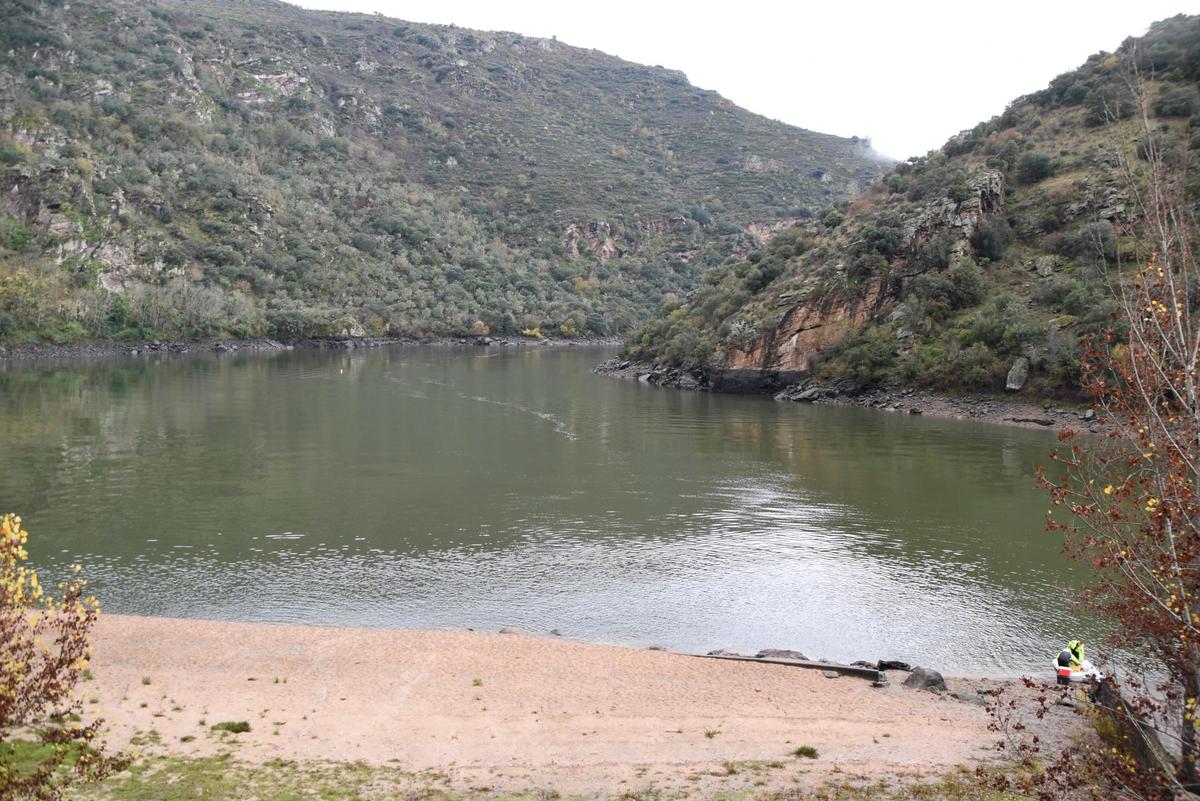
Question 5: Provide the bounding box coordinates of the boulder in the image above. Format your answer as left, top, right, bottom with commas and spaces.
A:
878, 660, 913, 672
822, 670, 840, 679
1005, 357, 1029, 392
1032, 255, 1059, 277
756, 649, 808, 661
902, 667, 948, 693
952, 691, 989, 707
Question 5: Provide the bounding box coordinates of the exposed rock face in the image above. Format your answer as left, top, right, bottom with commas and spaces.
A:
725, 276, 892, 373
901, 170, 1004, 262
1031, 255, 1060, 277
721, 170, 1005, 377
563, 221, 619, 262
745, 219, 804, 247
562, 217, 690, 263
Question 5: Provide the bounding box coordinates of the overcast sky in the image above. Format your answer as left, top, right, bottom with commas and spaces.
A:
290, 0, 1195, 160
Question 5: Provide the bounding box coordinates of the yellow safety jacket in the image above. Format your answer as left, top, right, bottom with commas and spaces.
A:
1067, 640, 1084, 668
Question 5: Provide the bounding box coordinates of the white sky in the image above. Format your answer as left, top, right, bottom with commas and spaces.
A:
290, 0, 1196, 160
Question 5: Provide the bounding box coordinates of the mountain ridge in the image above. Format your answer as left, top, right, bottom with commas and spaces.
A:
0, 0, 886, 344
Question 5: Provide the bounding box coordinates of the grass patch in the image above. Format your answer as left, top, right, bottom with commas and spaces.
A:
210, 721, 251, 734
64, 752, 1032, 801
0, 739, 74, 776
792, 745, 819, 759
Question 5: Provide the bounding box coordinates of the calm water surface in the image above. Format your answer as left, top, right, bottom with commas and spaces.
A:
0, 345, 1092, 674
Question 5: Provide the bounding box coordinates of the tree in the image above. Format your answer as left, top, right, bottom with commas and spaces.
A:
1034, 90, 1200, 797
0, 514, 125, 798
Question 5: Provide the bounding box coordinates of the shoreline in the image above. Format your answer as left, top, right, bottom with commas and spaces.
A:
82, 614, 1079, 796
595, 358, 1096, 434
0, 333, 622, 364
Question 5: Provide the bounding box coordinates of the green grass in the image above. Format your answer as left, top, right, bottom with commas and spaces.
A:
0, 738, 90, 786
791, 745, 818, 759
0, 739, 67, 776
59, 752, 1035, 800
60, 752, 1031, 800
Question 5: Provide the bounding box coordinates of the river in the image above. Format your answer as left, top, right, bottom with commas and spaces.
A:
0, 344, 1094, 675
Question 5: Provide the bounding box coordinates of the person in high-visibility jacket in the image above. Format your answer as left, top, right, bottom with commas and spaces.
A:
1055, 640, 1085, 684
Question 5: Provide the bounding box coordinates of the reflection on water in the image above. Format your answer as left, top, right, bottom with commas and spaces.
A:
0, 345, 1091, 675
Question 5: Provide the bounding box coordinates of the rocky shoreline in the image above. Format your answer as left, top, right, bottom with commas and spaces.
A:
595, 358, 1097, 433
0, 334, 622, 364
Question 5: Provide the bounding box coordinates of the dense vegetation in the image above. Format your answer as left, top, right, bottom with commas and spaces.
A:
0, 0, 884, 344
628, 15, 1200, 397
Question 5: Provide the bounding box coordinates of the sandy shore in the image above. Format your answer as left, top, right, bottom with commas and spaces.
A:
83, 615, 1079, 796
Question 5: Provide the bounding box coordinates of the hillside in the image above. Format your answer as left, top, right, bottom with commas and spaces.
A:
623, 15, 1200, 399
0, 0, 885, 344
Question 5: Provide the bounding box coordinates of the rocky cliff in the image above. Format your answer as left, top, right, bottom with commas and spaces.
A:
622, 14, 1199, 399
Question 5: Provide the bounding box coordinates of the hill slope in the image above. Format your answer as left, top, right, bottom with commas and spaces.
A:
623, 15, 1200, 399
0, 0, 885, 343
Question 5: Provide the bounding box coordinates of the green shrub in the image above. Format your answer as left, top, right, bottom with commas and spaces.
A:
1015, 151, 1055, 185
0, 217, 30, 252
833, 328, 895, 384
210, 721, 250, 733
953, 341, 1005, 388
662, 328, 717, 367
1084, 84, 1137, 126
0, 144, 26, 166
970, 217, 1014, 262
1044, 221, 1117, 263
946, 260, 987, 309
967, 293, 1039, 355
1154, 85, 1199, 118
912, 232, 953, 272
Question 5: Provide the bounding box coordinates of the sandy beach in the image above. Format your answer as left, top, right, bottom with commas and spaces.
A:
82, 615, 1080, 796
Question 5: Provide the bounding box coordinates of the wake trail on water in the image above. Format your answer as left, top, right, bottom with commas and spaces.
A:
382, 375, 428, 398
381, 372, 576, 440
455, 391, 578, 441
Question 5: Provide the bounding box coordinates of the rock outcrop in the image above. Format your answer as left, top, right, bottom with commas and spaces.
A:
721, 170, 1005, 378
